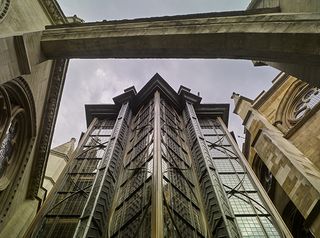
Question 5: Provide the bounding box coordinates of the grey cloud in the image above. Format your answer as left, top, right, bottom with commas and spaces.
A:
58, 0, 251, 21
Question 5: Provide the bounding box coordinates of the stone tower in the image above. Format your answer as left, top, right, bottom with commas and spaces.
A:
42, 138, 76, 195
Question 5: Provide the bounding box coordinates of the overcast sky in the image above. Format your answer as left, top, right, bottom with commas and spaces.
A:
52, 0, 279, 148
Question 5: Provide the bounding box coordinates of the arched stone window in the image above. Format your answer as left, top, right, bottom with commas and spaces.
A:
275, 80, 320, 132
0, 0, 10, 23
282, 201, 315, 238
290, 87, 320, 122
252, 155, 275, 199
0, 77, 36, 224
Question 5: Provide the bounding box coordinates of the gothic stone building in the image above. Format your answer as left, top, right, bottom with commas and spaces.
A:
27, 74, 290, 237
233, 73, 320, 237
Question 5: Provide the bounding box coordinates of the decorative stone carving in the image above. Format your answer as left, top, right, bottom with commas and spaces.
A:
275, 80, 320, 132
27, 59, 69, 198
290, 87, 320, 122
38, 0, 67, 24
0, 0, 10, 23
0, 77, 36, 226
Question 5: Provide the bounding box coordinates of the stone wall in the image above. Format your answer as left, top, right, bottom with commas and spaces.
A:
233, 74, 320, 236
0, 1, 62, 237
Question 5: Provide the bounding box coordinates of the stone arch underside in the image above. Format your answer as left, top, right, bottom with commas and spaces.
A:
40, 9, 320, 87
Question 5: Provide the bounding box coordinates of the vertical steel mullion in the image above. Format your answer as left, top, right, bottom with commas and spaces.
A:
151, 91, 164, 238
217, 117, 291, 237
184, 102, 241, 238
73, 102, 130, 238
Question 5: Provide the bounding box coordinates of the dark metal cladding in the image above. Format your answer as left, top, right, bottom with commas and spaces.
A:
30, 75, 288, 238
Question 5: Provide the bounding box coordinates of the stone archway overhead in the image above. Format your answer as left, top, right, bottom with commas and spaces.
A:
40, 9, 320, 86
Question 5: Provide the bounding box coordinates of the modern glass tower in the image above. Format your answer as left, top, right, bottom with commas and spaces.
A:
28, 74, 291, 237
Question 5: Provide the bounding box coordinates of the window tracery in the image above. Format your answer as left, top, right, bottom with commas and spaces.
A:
275, 80, 320, 132
291, 87, 320, 122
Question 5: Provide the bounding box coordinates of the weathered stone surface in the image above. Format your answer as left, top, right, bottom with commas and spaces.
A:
253, 127, 320, 235
42, 13, 320, 64
41, 12, 320, 86
0, 1, 67, 237
248, 0, 320, 13
233, 75, 320, 236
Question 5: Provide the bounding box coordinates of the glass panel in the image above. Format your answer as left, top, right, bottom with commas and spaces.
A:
236, 217, 266, 237
260, 217, 281, 237
95, 148, 105, 158
247, 193, 268, 215
212, 159, 234, 173
201, 128, 224, 135
100, 128, 113, 136
241, 175, 256, 191
85, 136, 110, 146
230, 159, 245, 172
204, 135, 229, 145
209, 146, 236, 158
219, 174, 242, 191
229, 193, 255, 215
91, 128, 100, 136
0, 120, 17, 177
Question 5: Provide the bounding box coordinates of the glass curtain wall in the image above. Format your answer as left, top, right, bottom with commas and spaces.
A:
35, 119, 115, 237
30, 90, 286, 238
109, 99, 154, 237
109, 94, 207, 237
199, 118, 282, 238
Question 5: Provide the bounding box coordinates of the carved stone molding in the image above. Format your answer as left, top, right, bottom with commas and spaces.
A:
275, 78, 320, 135
0, 77, 37, 226
0, 0, 10, 23
38, 0, 67, 24
27, 59, 69, 198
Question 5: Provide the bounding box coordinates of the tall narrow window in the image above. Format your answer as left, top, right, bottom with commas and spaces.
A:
0, 78, 36, 225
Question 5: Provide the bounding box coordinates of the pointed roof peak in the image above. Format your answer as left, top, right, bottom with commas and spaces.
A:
113, 73, 201, 111
86, 74, 233, 126
51, 138, 76, 159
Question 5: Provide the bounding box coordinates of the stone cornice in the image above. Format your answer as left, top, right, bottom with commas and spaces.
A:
50, 150, 69, 162
252, 73, 289, 110
27, 59, 69, 198
38, 0, 67, 25
85, 104, 120, 127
